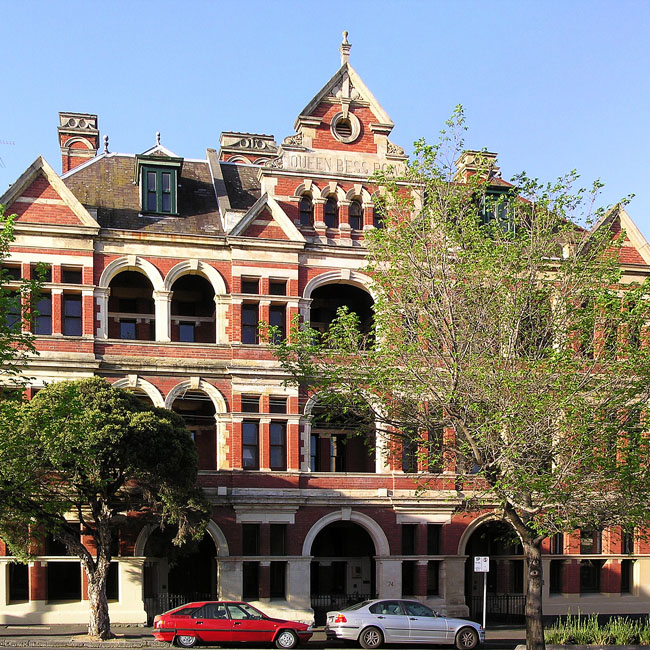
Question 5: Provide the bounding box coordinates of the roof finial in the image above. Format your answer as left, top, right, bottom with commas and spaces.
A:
340, 30, 351, 66
156, 131, 161, 146
103, 134, 109, 154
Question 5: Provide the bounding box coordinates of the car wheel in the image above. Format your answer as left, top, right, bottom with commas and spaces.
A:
359, 626, 383, 649
176, 635, 198, 648
275, 629, 299, 649
455, 627, 479, 650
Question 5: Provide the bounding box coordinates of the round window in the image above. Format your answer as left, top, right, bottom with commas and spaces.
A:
330, 111, 361, 144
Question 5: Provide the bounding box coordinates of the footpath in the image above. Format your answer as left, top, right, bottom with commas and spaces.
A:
0, 624, 526, 648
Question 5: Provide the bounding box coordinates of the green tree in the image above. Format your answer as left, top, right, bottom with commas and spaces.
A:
0, 377, 210, 640
273, 110, 650, 650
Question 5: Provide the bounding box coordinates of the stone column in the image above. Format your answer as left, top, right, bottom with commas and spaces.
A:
119, 558, 148, 624
94, 287, 110, 339
217, 558, 242, 601
153, 290, 172, 342
0, 562, 8, 606
286, 557, 312, 610
215, 295, 231, 344
376, 558, 401, 598
443, 557, 469, 617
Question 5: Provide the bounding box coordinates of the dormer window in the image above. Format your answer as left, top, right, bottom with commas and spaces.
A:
135, 154, 183, 216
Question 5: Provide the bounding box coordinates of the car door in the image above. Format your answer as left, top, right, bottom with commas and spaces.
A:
197, 603, 232, 643
227, 603, 275, 644
367, 601, 410, 643
402, 600, 448, 643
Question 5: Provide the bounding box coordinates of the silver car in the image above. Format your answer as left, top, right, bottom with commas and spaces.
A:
325, 599, 484, 650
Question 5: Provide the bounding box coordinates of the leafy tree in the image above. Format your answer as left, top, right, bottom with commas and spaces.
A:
272, 109, 650, 650
0, 377, 210, 639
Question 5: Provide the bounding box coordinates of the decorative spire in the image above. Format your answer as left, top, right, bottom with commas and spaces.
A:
103, 134, 109, 154
340, 30, 351, 66
156, 131, 161, 146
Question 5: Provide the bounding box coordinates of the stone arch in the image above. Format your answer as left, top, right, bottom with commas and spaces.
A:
302, 510, 390, 557
316, 182, 346, 202
292, 181, 321, 200
62, 136, 95, 151
226, 156, 249, 164
134, 519, 229, 557
303, 269, 376, 302
457, 513, 513, 556
163, 260, 227, 295
98, 256, 164, 292
164, 378, 227, 413
112, 376, 164, 407
345, 186, 372, 204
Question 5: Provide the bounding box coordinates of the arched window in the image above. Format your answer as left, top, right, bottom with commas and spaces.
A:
349, 199, 363, 230
299, 194, 313, 226
324, 196, 339, 229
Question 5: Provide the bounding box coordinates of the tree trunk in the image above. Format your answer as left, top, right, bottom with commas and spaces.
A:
86, 562, 114, 640
523, 540, 545, 650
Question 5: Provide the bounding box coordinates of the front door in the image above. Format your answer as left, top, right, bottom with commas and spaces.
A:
403, 601, 448, 642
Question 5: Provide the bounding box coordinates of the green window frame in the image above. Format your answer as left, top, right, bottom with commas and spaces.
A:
142, 166, 177, 215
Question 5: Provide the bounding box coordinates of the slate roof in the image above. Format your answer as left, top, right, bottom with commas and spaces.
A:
219, 162, 261, 211
63, 154, 225, 235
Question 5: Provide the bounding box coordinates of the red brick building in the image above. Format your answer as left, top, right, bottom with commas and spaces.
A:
1, 36, 650, 625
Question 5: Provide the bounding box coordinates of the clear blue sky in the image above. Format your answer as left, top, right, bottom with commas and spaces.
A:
2, 0, 650, 237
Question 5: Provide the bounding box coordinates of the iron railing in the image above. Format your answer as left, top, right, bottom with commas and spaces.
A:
470, 594, 526, 623
311, 594, 375, 625
144, 592, 212, 624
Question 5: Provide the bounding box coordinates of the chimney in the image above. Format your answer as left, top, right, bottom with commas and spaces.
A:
58, 112, 99, 173
454, 150, 500, 183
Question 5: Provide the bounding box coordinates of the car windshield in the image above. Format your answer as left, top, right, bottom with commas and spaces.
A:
343, 601, 372, 611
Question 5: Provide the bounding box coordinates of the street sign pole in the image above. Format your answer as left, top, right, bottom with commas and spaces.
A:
473, 556, 489, 631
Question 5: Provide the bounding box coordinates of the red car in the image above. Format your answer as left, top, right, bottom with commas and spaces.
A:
152, 601, 313, 649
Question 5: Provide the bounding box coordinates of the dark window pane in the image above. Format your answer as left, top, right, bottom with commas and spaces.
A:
162, 172, 171, 192
33, 263, 52, 283
241, 395, 260, 413
324, 197, 338, 228
241, 304, 259, 344
427, 524, 441, 555
269, 397, 287, 413
299, 195, 313, 226
401, 560, 415, 596
162, 193, 171, 213
243, 421, 259, 444
179, 322, 195, 342
62, 267, 83, 284
349, 200, 363, 230
106, 562, 119, 601
3, 265, 21, 280
427, 561, 439, 595
270, 524, 287, 555
35, 295, 52, 335
63, 296, 82, 336
6, 293, 21, 331
8, 563, 28, 601
242, 562, 259, 600
147, 171, 156, 190
402, 524, 416, 555
242, 421, 259, 469
270, 422, 286, 470
242, 524, 260, 555
241, 279, 259, 294
147, 192, 157, 212
120, 320, 136, 339
47, 562, 81, 600
270, 561, 286, 599
269, 281, 287, 296
550, 560, 564, 593
269, 305, 285, 342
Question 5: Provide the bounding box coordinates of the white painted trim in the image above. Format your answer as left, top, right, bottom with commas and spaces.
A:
98, 256, 165, 292
163, 260, 227, 295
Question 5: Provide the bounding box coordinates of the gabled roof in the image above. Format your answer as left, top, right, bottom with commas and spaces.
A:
229, 193, 306, 243
295, 61, 393, 130
0, 156, 99, 230
592, 204, 650, 266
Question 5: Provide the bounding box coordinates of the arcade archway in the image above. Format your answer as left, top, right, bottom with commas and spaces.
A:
464, 520, 524, 622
